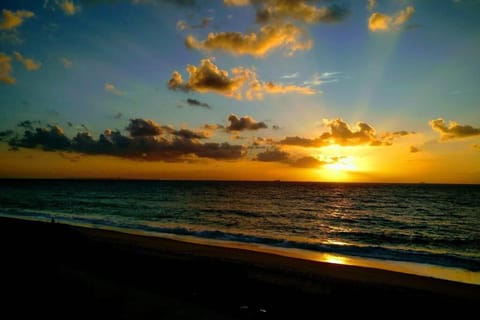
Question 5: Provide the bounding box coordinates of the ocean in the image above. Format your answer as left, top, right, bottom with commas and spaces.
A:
1, 179, 479, 283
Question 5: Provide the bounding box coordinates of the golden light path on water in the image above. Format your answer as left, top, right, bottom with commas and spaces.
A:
101, 223, 480, 286
5, 213, 479, 286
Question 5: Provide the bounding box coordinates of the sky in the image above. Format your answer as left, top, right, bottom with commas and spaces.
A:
0, 0, 479, 183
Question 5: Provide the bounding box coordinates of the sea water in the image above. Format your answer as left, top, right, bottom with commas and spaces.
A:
1, 179, 479, 283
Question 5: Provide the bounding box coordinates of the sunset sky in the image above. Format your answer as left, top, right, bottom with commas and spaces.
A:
0, 0, 479, 183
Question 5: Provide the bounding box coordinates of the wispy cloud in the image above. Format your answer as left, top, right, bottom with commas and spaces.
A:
303, 71, 346, 86
105, 82, 124, 95
14, 52, 41, 71
177, 17, 213, 31
281, 72, 299, 79
60, 57, 73, 68
0, 52, 15, 84
0, 9, 34, 30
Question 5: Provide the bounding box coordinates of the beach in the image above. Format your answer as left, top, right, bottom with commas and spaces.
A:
1, 216, 479, 319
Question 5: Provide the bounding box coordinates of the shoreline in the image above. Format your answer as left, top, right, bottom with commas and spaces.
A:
2, 212, 479, 285
1, 216, 479, 318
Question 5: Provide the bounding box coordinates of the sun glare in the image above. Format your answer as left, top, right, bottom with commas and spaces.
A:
325, 156, 356, 172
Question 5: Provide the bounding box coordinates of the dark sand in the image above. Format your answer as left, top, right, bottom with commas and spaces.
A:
1, 217, 479, 319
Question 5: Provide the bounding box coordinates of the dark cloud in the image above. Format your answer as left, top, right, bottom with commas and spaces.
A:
290, 156, 325, 168
186, 98, 211, 109
226, 114, 268, 132
12, 125, 71, 151
17, 120, 40, 130
0, 129, 13, 140
6, 119, 245, 162
126, 118, 163, 137
279, 118, 412, 147
256, 148, 289, 162
409, 146, 421, 153
429, 118, 480, 141
272, 125, 280, 130
114, 112, 123, 119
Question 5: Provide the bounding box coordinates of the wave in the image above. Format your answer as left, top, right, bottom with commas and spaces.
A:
2, 209, 479, 272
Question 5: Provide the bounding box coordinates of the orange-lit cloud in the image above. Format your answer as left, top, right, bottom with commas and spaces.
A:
280, 118, 412, 147
224, 0, 348, 25
168, 58, 315, 99
224, 0, 250, 6
368, 6, 415, 32
0, 53, 15, 84
429, 118, 480, 140
256, 0, 349, 24
185, 23, 312, 57
13, 52, 41, 71
226, 114, 267, 132
0, 9, 34, 30
59, 1, 79, 16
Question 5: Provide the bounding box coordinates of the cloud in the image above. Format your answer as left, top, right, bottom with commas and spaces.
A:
61, 57, 73, 68
226, 114, 268, 132
409, 145, 421, 153
224, 0, 250, 5
186, 98, 211, 109
0, 53, 15, 84
279, 118, 412, 147
168, 58, 315, 100
281, 72, 299, 79
290, 156, 325, 168
126, 118, 163, 137
256, 148, 289, 162
367, 0, 376, 11
304, 71, 346, 86
0, 9, 34, 30
59, 1, 80, 15
261, 81, 315, 95
13, 52, 41, 71
473, 144, 480, 150
255, 148, 326, 168
429, 118, 480, 141
254, 0, 349, 25
7, 119, 246, 162
185, 23, 312, 57
130, 0, 196, 6
105, 82, 124, 95
0, 129, 14, 140
177, 17, 213, 31
368, 6, 415, 32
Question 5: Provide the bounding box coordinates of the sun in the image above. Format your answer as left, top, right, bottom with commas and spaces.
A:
325, 156, 357, 172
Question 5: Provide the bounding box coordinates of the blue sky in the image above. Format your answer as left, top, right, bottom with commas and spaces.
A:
1, 0, 479, 182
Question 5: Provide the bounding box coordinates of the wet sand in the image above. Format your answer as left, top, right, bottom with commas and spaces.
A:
1, 216, 479, 319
